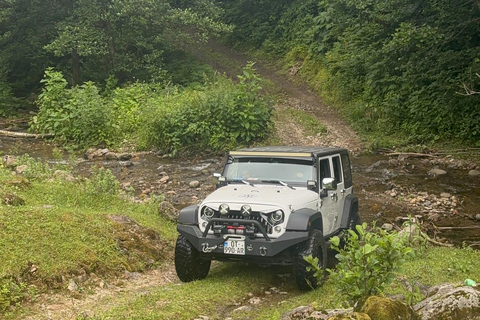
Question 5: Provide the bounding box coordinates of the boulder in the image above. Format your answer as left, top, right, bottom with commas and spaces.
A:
158, 201, 179, 221
468, 170, 480, 177
360, 296, 419, 320
428, 168, 447, 176
1, 192, 26, 206
2, 155, 18, 168
15, 164, 28, 175
328, 313, 371, 320
54, 170, 76, 182
414, 284, 480, 320
189, 180, 200, 188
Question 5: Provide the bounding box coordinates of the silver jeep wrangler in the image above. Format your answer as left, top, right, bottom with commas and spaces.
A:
174, 146, 360, 290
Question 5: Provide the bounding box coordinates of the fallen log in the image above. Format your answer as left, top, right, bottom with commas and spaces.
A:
0, 129, 54, 139
436, 226, 480, 230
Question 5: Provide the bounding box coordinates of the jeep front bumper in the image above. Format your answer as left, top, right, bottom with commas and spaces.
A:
177, 224, 309, 259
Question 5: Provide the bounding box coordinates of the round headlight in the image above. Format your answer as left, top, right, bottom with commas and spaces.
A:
271, 210, 284, 223
203, 206, 215, 219
241, 205, 252, 216
219, 203, 230, 215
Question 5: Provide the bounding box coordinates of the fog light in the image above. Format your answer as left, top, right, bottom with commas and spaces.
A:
219, 203, 230, 215
241, 205, 252, 216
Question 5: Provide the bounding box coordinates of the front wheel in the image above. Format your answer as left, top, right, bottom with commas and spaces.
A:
175, 234, 211, 282
293, 229, 326, 291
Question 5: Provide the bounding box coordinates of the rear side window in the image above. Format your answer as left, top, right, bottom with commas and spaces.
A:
341, 153, 352, 188
332, 156, 343, 183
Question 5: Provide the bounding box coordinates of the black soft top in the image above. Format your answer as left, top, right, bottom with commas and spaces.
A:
230, 146, 348, 159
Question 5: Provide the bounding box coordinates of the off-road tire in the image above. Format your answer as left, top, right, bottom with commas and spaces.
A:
293, 229, 324, 291
175, 234, 211, 282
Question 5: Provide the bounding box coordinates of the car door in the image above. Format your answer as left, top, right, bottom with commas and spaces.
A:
318, 156, 343, 236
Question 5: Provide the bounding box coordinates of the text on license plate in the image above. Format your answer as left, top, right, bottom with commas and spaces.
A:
224, 240, 245, 255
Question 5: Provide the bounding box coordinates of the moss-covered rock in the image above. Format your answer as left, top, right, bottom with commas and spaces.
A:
360, 296, 419, 320
327, 312, 371, 320
413, 285, 480, 320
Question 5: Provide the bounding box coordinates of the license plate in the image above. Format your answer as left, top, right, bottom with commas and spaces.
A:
224, 240, 245, 255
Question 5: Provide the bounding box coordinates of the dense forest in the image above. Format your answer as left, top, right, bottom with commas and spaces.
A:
1, 0, 480, 149
217, 0, 480, 146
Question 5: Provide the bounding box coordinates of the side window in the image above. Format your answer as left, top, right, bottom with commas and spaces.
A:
332, 156, 343, 183
319, 158, 331, 187
341, 153, 352, 188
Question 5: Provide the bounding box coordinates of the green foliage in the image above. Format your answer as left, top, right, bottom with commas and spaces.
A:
0, 279, 27, 312
139, 63, 273, 155
16, 154, 54, 181
85, 166, 120, 195
218, 0, 480, 146
31, 68, 117, 148
31, 65, 272, 152
0, 72, 19, 117
315, 223, 412, 303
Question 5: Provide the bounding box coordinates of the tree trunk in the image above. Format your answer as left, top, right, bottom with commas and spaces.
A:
71, 48, 82, 85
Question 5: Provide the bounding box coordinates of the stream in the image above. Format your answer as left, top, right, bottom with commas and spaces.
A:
1, 136, 480, 247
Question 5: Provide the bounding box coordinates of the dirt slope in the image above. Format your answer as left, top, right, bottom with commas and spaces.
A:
189, 39, 363, 152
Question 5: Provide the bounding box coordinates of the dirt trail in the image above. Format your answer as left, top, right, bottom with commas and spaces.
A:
189, 40, 363, 152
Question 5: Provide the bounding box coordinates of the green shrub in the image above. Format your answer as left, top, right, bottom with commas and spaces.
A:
139, 63, 273, 155
31, 68, 116, 148
0, 279, 27, 312
85, 166, 120, 195
306, 223, 413, 304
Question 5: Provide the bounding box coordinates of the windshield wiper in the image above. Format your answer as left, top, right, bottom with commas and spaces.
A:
261, 180, 295, 190
229, 178, 256, 187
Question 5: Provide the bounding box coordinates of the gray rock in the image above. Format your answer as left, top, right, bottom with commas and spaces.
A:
118, 153, 133, 161
428, 168, 447, 176
468, 170, 480, 177
105, 152, 119, 160
475, 214, 480, 221
381, 223, 394, 231
67, 279, 78, 292
440, 192, 451, 198
414, 285, 480, 320
2, 155, 18, 168
15, 164, 28, 174
158, 201, 179, 221
189, 180, 201, 188
54, 170, 76, 182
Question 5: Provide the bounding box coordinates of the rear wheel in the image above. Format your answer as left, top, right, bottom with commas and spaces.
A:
293, 229, 325, 291
175, 234, 211, 282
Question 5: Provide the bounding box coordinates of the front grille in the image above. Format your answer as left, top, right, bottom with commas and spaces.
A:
222, 211, 272, 234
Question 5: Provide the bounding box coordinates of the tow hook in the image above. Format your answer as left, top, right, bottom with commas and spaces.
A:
259, 246, 267, 256
202, 243, 218, 253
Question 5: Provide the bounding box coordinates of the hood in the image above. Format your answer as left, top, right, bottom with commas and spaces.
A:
200, 183, 318, 213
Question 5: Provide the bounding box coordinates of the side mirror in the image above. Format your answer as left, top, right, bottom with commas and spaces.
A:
322, 177, 337, 190
213, 173, 226, 188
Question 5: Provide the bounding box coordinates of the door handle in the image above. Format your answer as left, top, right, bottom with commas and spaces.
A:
330, 192, 338, 201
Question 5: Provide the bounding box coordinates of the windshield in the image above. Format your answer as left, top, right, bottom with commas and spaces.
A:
223, 157, 315, 185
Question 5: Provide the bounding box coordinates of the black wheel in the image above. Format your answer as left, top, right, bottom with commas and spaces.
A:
293, 229, 325, 291
174, 234, 211, 282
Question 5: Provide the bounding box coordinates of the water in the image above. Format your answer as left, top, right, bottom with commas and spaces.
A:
1, 136, 479, 247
